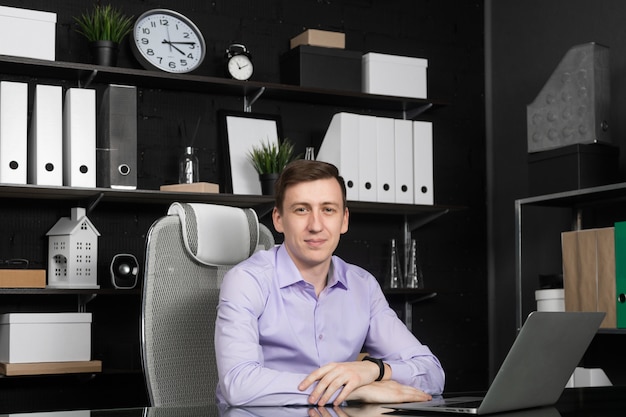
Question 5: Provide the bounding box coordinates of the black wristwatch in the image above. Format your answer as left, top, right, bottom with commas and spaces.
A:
362, 356, 385, 381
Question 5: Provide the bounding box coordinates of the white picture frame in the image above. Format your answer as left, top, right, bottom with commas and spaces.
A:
220, 111, 282, 195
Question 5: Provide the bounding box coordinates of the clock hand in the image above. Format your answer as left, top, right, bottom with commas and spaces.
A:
165, 26, 172, 52
162, 40, 186, 55
167, 41, 197, 45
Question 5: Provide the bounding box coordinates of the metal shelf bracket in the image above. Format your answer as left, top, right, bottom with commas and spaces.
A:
80, 70, 98, 89
244, 87, 266, 112
404, 292, 438, 331
78, 293, 97, 312
403, 103, 433, 120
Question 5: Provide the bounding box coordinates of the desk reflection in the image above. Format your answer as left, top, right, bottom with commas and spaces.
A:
1, 404, 562, 417
219, 404, 389, 417
217, 404, 561, 417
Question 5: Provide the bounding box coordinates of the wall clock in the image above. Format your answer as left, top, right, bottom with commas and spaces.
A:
130, 9, 206, 73
225, 44, 254, 80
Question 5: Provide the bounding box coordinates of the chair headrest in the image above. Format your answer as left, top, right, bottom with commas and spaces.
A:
167, 202, 259, 266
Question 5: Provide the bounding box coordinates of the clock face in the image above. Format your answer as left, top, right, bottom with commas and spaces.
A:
227, 54, 254, 80
131, 9, 206, 73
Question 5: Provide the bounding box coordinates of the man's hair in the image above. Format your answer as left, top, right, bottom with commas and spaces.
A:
274, 159, 347, 212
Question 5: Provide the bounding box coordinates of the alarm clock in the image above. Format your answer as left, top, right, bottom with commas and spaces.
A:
130, 9, 206, 73
225, 43, 254, 80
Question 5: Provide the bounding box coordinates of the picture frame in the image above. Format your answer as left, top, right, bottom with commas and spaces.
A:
219, 110, 283, 195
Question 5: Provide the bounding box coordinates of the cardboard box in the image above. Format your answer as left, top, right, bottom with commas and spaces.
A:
290, 29, 345, 49
0, 313, 92, 363
528, 143, 619, 196
0, 6, 56, 60
0, 269, 46, 288
562, 227, 616, 328
280, 45, 362, 92
362, 52, 428, 98
160, 182, 219, 193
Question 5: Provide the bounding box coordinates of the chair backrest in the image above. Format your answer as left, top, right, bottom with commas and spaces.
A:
141, 202, 275, 406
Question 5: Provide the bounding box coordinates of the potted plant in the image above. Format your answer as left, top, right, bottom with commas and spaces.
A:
74, 4, 134, 66
248, 139, 300, 195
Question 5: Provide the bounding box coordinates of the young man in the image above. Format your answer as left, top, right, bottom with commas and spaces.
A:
215, 160, 444, 406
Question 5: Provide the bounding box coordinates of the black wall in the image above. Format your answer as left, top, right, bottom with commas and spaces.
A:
0, 0, 486, 410
488, 0, 626, 383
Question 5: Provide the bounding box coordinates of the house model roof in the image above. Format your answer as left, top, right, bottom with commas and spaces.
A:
46, 207, 101, 237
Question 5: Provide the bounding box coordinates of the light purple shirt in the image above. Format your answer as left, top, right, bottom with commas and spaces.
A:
215, 244, 445, 406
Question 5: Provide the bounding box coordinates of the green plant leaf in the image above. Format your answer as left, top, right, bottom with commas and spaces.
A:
248, 138, 301, 174
74, 4, 134, 43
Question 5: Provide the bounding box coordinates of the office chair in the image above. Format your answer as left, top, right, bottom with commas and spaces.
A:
141, 202, 275, 406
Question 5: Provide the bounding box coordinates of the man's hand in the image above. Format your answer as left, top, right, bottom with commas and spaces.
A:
346, 380, 432, 404
298, 361, 381, 406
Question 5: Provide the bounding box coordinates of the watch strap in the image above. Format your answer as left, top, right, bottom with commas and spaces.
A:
362, 355, 385, 381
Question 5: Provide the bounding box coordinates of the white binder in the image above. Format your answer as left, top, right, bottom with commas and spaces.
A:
317, 112, 360, 201
63, 88, 96, 187
0, 81, 28, 184
28, 84, 63, 186
413, 121, 434, 205
393, 119, 414, 204
376, 117, 395, 203
358, 115, 378, 202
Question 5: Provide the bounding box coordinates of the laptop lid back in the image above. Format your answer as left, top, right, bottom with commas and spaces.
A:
477, 311, 604, 414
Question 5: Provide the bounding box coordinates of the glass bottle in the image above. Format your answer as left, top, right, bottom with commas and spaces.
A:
405, 239, 424, 288
385, 238, 403, 289
179, 146, 199, 184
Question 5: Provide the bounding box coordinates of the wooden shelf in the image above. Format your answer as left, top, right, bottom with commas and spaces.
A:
0, 360, 102, 376
0, 183, 461, 219
597, 328, 626, 335
0, 54, 445, 116
0, 288, 140, 295
517, 181, 626, 209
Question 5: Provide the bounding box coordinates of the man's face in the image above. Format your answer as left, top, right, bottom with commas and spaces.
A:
272, 178, 349, 273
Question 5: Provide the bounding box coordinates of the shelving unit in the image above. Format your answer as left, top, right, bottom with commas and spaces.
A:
0, 53, 456, 395
515, 181, 626, 332
0, 182, 457, 333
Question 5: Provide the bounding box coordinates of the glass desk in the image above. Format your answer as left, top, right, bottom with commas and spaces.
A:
2, 387, 625, 417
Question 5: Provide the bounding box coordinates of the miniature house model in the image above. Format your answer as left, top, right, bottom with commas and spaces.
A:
46, 207, 100, 289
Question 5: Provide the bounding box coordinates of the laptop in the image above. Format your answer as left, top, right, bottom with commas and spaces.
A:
385, 311, 605, 415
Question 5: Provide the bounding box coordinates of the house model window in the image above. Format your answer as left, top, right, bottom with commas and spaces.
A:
46, 207, 101, 289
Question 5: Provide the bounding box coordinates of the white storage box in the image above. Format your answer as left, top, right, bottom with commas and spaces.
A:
362, 52, 428, 98
0, 313, 91, 363
0, 6, 56, 61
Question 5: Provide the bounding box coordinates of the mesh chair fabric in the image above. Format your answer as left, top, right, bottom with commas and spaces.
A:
141, 204, 274, 406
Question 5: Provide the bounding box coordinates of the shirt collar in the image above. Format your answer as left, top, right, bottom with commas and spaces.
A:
275, 244, 348, 291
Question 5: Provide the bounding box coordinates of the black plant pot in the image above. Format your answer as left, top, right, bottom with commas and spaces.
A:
259, 173, 279, 196
89, 40, 119, 66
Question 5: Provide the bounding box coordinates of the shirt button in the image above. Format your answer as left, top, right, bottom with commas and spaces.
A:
318, 334, 323, 340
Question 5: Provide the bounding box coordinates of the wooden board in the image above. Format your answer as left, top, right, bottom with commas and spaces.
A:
0, 269, 46, 288
160, 182, 219, 193
0, 360, 102, 376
